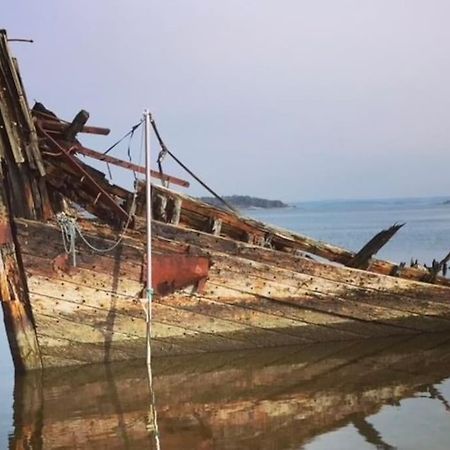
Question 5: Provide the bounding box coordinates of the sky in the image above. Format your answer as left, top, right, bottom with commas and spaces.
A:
3, 0, 450, 201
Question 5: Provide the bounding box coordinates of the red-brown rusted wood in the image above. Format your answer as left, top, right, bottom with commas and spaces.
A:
151, 254, 210, 295
72, 144, 190, 188
38, 125, 130, 223
0, 171, 41, 373
0, 221, 12, 244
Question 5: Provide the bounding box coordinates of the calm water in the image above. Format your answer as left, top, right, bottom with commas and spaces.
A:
250, 196, 450, 266
0, 197, 449, 449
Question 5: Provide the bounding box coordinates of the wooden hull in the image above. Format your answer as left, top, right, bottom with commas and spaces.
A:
10, 217, 450, 369
9, 333, 450, 449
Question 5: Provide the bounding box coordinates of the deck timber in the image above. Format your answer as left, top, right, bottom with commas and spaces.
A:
11, 217, 450, 368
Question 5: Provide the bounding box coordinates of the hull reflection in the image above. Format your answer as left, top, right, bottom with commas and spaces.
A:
10, 333, 450, 449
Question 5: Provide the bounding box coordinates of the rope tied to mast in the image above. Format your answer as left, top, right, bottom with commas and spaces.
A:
102, 120, 143, 156
55, 193, 136, 265
150, 116, 238, 213
57, 213, 78, 266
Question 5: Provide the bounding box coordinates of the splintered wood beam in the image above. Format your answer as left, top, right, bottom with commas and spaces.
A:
0, 184, 41, 371
347, 223, 405, 269
38, 125, 130, 222
72, 144, 190, 188
439, 251, 450, 268
64, 110, 90, 141
429, 250, 450, 280
169, 197, 182, 225
210, 218, 222, 236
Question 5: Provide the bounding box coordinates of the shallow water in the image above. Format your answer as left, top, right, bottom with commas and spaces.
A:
1, 196, 449, 449
0, 309, 13, 450
6, 334, 450, 449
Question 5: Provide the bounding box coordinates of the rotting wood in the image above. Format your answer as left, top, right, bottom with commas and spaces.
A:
38, 125, 130, 223
210, 217, 222, 236
71, 143, 190, 188
36, 117, 111, 136
0, 31, 50, 221
0, 32, 47, 371
348, 223, 405, 269
429, 250, 450, 282
63, 110, 90, 141
0, 243, 42, 372
169, 197, 182, 225
35, 106, 189, 188
18, 213, 445, 364
0, 166, 42, 372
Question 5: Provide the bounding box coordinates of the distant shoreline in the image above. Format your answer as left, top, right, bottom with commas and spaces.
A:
198, 195, 289, 209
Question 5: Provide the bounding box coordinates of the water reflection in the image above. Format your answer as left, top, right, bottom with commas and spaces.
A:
9, 333, 450, 449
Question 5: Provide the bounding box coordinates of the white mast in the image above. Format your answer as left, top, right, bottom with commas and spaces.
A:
144, 109, 153, 366
144, 110, 160, 450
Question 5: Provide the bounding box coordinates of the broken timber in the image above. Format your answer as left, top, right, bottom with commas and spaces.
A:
0, 31, 47, 371
1, 28, 450, 372
347, 223, 405, 269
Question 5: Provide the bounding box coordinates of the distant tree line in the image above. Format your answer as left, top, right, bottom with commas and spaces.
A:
198, 195, 288, 209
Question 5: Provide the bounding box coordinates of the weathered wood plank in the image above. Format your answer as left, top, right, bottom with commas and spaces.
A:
0, 238, 41, 371
29, 284, 310, 352
17, 222, 144, 282
162, 292, 369, 341
209, 253, 450, 325
207, 276, 437, 335
24, 253, 143, 298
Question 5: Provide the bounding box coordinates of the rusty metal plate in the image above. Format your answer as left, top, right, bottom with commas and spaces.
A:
151, 254, 210, 296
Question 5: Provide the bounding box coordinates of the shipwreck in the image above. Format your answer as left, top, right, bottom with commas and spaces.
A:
1, 29, 450, 372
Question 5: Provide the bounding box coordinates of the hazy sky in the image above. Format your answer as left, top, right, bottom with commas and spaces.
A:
3, 1, 450, 201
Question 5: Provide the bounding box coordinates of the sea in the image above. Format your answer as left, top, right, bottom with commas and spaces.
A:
0, 196, 449, 449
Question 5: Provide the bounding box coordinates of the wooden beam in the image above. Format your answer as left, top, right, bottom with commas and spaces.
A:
71, 144, 190, 188
36, 118, 111, 136
347, 223, 405, 269
0, 189, 41, 371
38, 125, 130, 223
63, 110, 90, 141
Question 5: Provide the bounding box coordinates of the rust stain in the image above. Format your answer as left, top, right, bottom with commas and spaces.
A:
0, 222, 12, 245
150, 254, 210, 296
52, 253, 71, 274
